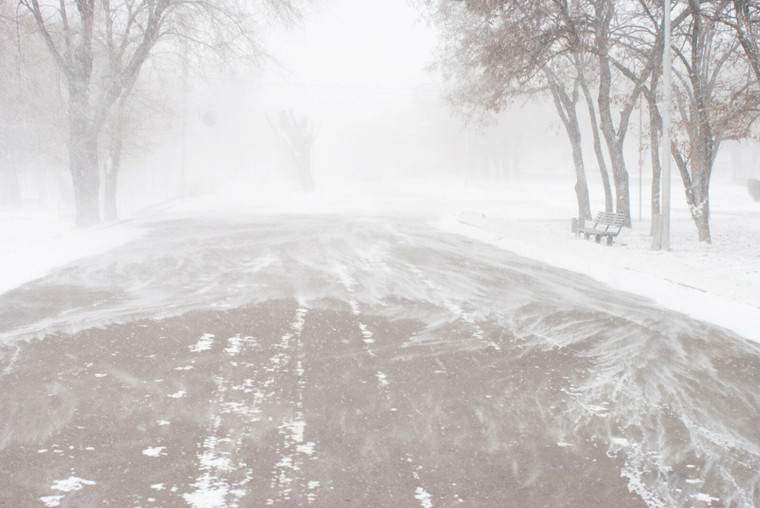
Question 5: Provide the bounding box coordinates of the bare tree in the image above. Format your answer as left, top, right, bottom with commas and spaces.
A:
269, 110, 317, 192
418, 0, 669, 225
575, 54, 615, 213
634, 0, 759, 243
418, 0, 760, 243
418, 0, 597, 220
615, 0, 683, 234
668, 0, 759, 242
586, 0, 668, 226
18, 0, 302, 226
544, 65, 592, 220
551, 0, 616, 212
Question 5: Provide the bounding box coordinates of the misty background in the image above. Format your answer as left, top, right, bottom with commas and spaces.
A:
2, 0, 756, 222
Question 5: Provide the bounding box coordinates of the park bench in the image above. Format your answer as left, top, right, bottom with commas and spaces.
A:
574, 212, 628, 245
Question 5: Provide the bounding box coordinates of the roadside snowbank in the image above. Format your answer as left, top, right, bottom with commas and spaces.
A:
0, 208, 145, 296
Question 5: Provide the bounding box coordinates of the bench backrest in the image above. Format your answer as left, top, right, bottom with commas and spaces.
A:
593, 212, 628, 229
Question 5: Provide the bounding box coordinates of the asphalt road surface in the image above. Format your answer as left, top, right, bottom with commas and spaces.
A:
1, 215, 759, 507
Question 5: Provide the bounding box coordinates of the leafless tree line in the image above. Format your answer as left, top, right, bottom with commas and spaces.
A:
418, 0, 760, 243
1, 0, 303, 226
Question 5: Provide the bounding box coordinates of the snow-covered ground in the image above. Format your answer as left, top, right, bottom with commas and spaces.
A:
2, 173, 758, 342
0, 207, 145, 296
436, 176, 760, 344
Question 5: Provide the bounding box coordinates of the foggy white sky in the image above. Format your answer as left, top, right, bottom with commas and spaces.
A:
266, 0, 437, 88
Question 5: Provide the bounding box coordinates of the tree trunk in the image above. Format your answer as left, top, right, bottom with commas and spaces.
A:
69, 136, 100, 227
69, 86, 100, 227
568, 125, 592, 221
298, 150, 315, 193
546, 71, 592, 220
673, 148, 713, 243
587, 105, 614, 214
103, 133, 122, 221
685, 178, 712, 243
692, 188, 711, 243
577, 64, 613, 212
103, 97, 127, 222
690, 130, 714, 243
598, 57, 631, 225
674, 0, 714, 243
594, 0, 637, 226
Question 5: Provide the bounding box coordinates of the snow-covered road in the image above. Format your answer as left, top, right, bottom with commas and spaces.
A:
1, 215, 758, 506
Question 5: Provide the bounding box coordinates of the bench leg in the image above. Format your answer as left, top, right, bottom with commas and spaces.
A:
584, 233, 591, 240
595, 235, 601, 244
607, 236, 614, 246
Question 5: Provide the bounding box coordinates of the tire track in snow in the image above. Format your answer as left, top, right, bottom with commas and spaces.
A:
333, 263, 393, 394
268, 306, 319, 505
183, 333, 260, 508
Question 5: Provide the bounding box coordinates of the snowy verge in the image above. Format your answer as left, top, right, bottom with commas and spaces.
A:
439, 213, 760, 344
0, 209, 145, 296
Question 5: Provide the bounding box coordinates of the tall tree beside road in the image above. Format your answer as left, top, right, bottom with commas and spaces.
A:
587, 0, 671, 227
418, 0, 595, 221
667, 0, 759, 242
418, 0, 666, 225
17, 0, 302, 226
543, 65, 592, 220
418, 0, 760, 242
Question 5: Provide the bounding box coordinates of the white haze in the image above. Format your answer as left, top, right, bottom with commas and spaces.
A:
109, 0, 757, 220
110, 0, 587, 215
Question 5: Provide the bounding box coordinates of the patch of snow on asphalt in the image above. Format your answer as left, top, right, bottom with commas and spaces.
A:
40, 495, 64, 507
183, 481, 229, 508
190, 334, 215, 353
224, 336, 243, 356
41, 475, 96, 506
50, 476, 96, 492
415, 486, 433, 508
0, 209, 144, 296
142, 446, 166, 457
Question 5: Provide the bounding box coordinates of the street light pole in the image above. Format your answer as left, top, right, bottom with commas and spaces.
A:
661, 0, 672, 250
